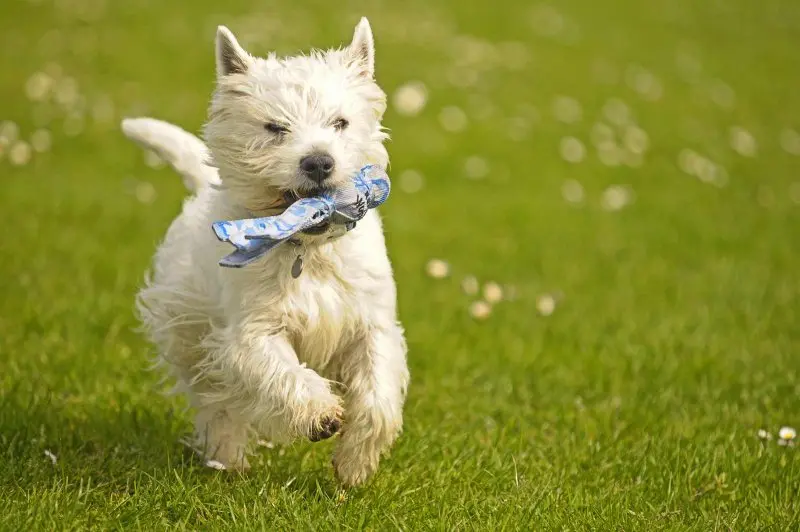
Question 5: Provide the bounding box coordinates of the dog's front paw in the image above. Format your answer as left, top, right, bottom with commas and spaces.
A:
309, 415, 341, 442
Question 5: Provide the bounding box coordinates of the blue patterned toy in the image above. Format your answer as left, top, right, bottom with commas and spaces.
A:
212, 165, 390, 269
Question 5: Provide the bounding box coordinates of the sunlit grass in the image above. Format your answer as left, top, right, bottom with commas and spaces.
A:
1, 0, 799, 528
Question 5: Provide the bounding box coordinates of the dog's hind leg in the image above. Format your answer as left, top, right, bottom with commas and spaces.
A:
192, 401, 251, 471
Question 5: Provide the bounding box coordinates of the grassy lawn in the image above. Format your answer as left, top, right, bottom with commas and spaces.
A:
1, 0, 799, 529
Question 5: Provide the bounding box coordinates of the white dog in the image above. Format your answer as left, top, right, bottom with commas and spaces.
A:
128, 18, 409, 487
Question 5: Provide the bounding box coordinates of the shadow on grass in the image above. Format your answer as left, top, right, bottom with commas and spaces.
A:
0, 384, 342, 501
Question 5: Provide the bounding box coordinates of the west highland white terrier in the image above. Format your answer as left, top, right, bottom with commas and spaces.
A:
130, 17, 409, 487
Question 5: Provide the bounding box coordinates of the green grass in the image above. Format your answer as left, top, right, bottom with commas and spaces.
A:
1, 0, 799, 529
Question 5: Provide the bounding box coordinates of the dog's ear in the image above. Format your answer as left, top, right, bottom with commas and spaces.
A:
348, 17, 375, 78
216, 26, 253, 78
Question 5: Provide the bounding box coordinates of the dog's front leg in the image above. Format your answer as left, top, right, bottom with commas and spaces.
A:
216, 328, 342, 443
333, 324, 409, 486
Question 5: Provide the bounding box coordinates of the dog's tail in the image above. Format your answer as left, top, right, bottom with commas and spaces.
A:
121, 117, 220, 193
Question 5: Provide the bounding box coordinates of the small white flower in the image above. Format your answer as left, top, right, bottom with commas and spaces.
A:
729, 126, 757, 157
425, 259, 450, 279
597, 140, 623, 167
31, 129, 52, 153
602, 98, 632, 126
469, 300, 492, 320
536, 294, 556, 316
54, 76, 79, 107
135, 181, 157, 204
205, 459, 226, 470
757, 429, 772, 440
601, 185, 634, 211
709, 79, 735, 109
399, 169, 424, 194
561, 179, 585, 204
392, 81, 428, 116
780, 128, 800, 156
44, 450, 57, 465
464, 156, 489, 179
778, 439, 789, 447
63, 113, 85, 137
439, 106, 468, 133
623, 126, 649, 154
778, 426, 796, 440
552, 96, 582, 124
590, 122, 614, 146
0, 120, 20, 144
626, 65, 663, 101
25, 71, 53, 102
483, 282, 503, 304
8, 141, 32, 166
559, 136, 585, 164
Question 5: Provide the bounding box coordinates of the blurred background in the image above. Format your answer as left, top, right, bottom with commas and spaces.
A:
1, 0, 799, 528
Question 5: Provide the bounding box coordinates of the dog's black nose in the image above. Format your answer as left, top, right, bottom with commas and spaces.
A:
300, 153, 335, 183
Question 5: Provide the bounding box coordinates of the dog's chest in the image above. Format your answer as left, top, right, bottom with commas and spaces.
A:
281, 269, 363, 372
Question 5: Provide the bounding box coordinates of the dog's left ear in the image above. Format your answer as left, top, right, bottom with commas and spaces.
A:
348, 17, 375, 78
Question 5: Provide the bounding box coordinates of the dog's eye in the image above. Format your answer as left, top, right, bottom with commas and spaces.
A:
333, 118, 349, 131
265, 122, 289, 135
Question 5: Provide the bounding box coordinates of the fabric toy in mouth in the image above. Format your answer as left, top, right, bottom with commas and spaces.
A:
212, 165, 391, 269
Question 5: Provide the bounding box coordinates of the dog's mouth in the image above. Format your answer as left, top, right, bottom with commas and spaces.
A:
301, 222, 330, 235
268, 188, 332, 236
296, 184, 336, 198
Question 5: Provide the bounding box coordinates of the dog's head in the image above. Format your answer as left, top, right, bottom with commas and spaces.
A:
204, 18, 389, 214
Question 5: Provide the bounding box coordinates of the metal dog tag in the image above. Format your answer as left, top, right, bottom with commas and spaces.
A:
291, 255, 304, 278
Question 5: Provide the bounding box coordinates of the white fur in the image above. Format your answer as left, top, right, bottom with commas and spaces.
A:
121, 117, 221, 192
133, 18, 409, 486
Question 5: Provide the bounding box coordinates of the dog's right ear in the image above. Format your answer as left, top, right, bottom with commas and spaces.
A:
215, 26, 253, 78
